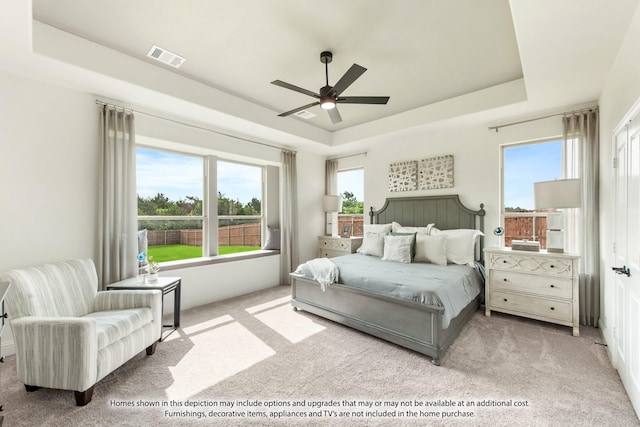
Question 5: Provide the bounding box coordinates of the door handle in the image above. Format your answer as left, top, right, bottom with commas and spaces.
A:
612, 265, 631, 277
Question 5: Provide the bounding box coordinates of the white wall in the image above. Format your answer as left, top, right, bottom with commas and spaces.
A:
0, 70, 99, 270
360, 115, 564, 249
598, 5, 640, 349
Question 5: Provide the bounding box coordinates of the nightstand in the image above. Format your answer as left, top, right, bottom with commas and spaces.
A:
484, 247, 580, 336
317, 236, 363, 258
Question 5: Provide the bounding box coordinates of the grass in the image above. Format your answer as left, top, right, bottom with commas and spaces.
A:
148, 244, 261, 262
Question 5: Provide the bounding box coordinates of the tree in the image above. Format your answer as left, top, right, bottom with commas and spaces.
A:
341, 191, 364, 214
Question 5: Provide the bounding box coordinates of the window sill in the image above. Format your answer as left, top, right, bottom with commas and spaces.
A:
158, 250, 280, 272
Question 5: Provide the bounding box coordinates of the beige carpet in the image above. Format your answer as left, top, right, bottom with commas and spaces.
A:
0, 285, 637, 426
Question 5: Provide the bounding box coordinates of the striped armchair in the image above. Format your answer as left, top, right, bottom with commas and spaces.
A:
2, 259, 162, 406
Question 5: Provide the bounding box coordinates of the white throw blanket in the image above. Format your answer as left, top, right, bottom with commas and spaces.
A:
297, 257, 339, 291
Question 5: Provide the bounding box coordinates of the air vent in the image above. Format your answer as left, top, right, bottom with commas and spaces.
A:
147, 45, 185, 68
293, 110, 316, 119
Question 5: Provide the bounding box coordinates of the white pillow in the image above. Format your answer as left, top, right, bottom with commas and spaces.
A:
396, 224, 434, 235
357, 232, 385, 257
430, 228, 483, 266
414, 234, 448, 266
381, 234, 413, 263
363, 223, 392, 235
391, 221, 402, 232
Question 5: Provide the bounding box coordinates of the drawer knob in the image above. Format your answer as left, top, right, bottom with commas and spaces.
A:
503, 278, 508, 282
503, 298, 508, 302
550, 284, 555, 288
550, 265, 555, 268
550, 307, 555, 310
503, 260, 507, 263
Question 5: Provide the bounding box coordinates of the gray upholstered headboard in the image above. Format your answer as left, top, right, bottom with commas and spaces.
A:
369, 194, 486, 262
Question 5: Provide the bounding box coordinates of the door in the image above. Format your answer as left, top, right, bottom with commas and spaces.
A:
614, 115, 640, 418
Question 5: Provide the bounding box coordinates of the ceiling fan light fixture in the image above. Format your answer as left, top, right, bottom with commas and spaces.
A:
320, 98, 336, 110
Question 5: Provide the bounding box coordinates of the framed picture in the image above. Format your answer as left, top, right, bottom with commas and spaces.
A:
342, 225, 351, 237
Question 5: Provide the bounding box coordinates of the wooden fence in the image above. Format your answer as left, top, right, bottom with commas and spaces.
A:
147, 223, 261, 247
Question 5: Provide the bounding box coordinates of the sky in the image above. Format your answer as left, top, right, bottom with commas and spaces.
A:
138, 144, 555, 211
337, 168, 364, 201
503, 140, 562, 210
136, 148, 262, 204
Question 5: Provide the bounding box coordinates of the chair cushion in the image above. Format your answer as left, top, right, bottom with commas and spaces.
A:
84, 308, 153, 350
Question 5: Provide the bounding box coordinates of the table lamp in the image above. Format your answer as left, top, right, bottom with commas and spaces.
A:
323, 195, 342, 236
533, 178, 581, 253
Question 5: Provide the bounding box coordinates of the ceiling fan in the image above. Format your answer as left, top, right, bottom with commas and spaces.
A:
271, 51, 390, 124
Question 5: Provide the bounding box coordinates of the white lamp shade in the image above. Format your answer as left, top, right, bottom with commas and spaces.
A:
534, 179, 581, 209
323, 195, 342, 212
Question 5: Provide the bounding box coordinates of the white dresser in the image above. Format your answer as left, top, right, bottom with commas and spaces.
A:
484, 247, 580, 336
317, 236, 363, 258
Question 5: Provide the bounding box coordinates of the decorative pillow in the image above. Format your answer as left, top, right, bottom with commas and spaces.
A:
414, 234, 448, 266
391, 221, 402, 232
357, 232, 385, 257
381, 234, 413, 263
430, 228, 483, 266
389, 231, 417, 259
262, 227, 281, 250
363, 223, 392, 235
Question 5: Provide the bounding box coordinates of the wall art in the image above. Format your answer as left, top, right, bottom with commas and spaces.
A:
418, 155, 454, 189
388, 160, 417, 192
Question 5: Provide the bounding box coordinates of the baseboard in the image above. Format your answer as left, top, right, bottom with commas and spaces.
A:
0, 338, 14, 357
598, 317, 615, 365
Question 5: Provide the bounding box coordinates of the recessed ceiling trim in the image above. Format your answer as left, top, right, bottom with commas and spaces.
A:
147, 45, 185, 68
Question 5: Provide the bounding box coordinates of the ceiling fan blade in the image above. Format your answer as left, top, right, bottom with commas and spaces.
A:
328, 107, 342, 124
338, 96, 390, 104
278, 101, 320, 117
331, 64, 367, 96
271, 80, 319, 99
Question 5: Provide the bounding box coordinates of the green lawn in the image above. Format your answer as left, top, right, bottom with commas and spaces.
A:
148, 244, 261, 262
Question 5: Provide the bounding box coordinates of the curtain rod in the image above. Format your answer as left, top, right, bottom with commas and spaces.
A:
328, 151, 367, 161
95, 100, 296, 153
488, 106, 599, 133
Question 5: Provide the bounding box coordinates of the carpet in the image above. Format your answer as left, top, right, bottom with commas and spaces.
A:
0, 285, 637, 426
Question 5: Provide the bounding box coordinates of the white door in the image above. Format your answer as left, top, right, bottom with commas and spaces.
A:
614, 115, 640, 418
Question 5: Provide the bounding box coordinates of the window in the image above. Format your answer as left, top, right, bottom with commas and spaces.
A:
217, 161, 263, 255
502, 140, 563, 248
137, 148, 204, 262
136, 148, 265, 263
337, 168, 364, 237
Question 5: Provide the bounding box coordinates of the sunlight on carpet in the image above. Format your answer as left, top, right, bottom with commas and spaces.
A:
165, 320, 275, 400
253, 303, 326, 343
245, 295, 291, 314
179, 314, 234, 336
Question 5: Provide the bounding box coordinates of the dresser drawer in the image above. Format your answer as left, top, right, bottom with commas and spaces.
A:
318, 238, 351, 251
490, 270, 573, 299
491, 290, 572, 323
488, 253, 574, 277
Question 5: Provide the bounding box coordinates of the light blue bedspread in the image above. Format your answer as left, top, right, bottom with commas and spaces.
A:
296, 253, 483, 328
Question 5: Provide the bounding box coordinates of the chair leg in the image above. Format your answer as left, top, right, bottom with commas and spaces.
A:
74, 386, 94, 406
24, 385, 40, 392
146, 342, 157, 355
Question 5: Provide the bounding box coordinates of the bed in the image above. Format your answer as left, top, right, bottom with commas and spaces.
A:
290, 194, 485, 365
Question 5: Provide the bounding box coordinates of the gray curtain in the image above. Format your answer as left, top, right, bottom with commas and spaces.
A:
563, 109, 600, 326
97, 105, 138, 289
280, 150, 299, 285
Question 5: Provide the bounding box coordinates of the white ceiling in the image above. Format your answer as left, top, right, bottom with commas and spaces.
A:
2, 1, 639, 153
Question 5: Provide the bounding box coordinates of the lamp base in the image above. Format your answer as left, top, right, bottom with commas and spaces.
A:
546, 248, 565, 253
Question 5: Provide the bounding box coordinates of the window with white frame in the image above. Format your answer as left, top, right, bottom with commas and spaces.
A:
216, 160, 263, 254
501, 139, 563, 248
337, 168, 364, 237
136, 147, 264, 263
